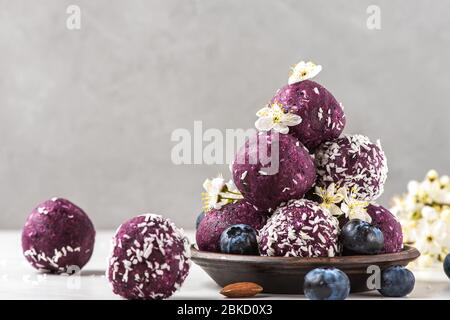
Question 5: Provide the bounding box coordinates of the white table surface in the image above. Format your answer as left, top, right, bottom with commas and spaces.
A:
1, 230, 449, 300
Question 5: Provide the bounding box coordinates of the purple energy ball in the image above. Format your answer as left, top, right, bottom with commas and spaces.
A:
22, 197, 95, 273
108, 214, 190, 300
196, 200, 267, 253
259, 199, 340, 257
270, 79, 346, 151
232, 131, 316, 213
315, 134, 388, 201
367, 204, 403, 254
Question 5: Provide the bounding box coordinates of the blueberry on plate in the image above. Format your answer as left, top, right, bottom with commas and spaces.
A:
220, 224, 259, 255
340, 219, 384, 255
444, 253, 450, 279
378, 266, 415, 297
195, 212, 205, 230
303, 268, 350, 300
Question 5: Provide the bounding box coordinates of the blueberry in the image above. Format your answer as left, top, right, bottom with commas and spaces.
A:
195, 212, 205, 230
219, 224, 259, 255
304, 268, 350, 300
340, 219, 384, 255
444, 253, 450, 279
378, 266, 415, 297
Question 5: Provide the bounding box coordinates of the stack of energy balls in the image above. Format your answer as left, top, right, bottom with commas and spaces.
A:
196, 61, 408, 298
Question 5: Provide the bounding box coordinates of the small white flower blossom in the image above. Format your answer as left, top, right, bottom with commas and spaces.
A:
341, 187, 371, 223
414, 220, 447, 256
202, 174, 243, 211
421, 206, 438, 222
315, 183, 346, 217
255, 102, 302, 134
288, 60, 322, 85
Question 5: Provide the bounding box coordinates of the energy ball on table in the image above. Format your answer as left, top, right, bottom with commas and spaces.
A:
108, 214, 190, 300
315, 134, 388, 201
232, 132, 316, 213
270, 80, 346, 151
196, 200, 267, 253
259, 199, 340, 257
367, 204, 403, 253
22, 198, 95, 273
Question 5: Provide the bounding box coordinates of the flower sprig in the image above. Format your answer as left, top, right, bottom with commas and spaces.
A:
202, 174, 243, 212
391, 169, 450, 267
315, 183, 371, 222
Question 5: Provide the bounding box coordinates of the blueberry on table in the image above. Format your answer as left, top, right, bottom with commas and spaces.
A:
303, 268, 350, 300
378, 266, 415, 297
444, 253, 450, 279
220, 224, 259, 255
340, 219, 384, 255
195, 212, 205, 230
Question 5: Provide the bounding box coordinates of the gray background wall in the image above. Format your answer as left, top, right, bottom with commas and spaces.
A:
1, 0, 449, 229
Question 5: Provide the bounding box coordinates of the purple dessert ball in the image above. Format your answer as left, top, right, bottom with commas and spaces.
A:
231, 131, 316, 213
108, 214, 190, 300
271, 79, 346, 151
22, 197, 95, 273
315, 134, 388, 201
196, 200, 267, 253
259, 199, 340, 257
367, 204, 403, 254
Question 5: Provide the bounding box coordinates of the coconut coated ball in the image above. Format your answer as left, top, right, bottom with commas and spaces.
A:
108, 214, 191, 300
22, 197, 95, 273
259, 199, 340, 257
196, 200, 267, 253
367, 204, 403, 254
232, 132, 316, 213
315, 134, 388, 201
270, 80, 346, 151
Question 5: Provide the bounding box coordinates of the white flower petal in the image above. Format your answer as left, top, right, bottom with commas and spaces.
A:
255, 117, 274, 132
283, 114, 302, 126
256, 106, 271, 117
273, 123, 289, 134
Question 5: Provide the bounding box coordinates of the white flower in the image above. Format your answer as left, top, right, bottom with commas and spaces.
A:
315, 183, 346, 217
414, 220, 447, 256
407, 180, 420, 195
440, 175, 450, 187
288, 60, 322, 85
421, 206, 438, 222
255, 103, 302, 134
202, 174, 243, 211
341, 187, 371, 223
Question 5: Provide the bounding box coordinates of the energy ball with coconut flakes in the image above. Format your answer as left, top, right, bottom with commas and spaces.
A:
108, 214, 190, 300
22, 198, 95, 273
232, 131, 316, 213
270, 80, 346, 151
315, 134, 388, 201
259, 199, 340, 257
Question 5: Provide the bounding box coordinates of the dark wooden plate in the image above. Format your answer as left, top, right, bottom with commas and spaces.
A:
191, 245, 420, 293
